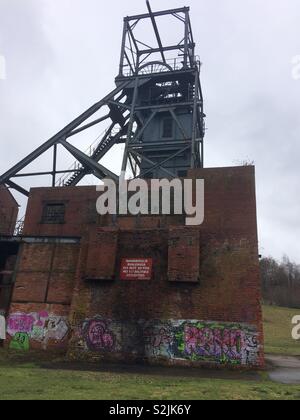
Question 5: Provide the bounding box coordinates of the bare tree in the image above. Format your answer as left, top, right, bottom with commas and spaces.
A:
260, 256, 300, 308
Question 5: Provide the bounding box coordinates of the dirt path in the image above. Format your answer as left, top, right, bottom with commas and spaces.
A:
266, 355, 300, 384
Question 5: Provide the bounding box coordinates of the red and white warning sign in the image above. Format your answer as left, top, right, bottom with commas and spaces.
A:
120, 258, 153, 281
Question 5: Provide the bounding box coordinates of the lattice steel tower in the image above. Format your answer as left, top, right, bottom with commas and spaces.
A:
118, 1, 205, 178
0, 2, 205, 197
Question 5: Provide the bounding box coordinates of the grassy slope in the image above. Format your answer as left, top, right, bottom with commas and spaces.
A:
0, 358, 299, 400
0, 305, 299, 400
263, 305, 300, 356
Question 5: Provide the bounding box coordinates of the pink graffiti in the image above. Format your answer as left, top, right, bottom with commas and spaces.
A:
7, 312, 49, 336
184, 326, 246, 361
8, 314, 35, 334
35, 312, 49, 327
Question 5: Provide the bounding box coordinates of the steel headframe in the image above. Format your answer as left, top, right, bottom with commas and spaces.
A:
0, 1, 205, 198
118, 2, 196, 77
117, 1, 205, 175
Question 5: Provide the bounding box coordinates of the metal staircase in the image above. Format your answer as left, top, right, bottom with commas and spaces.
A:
59, 123, 129, 187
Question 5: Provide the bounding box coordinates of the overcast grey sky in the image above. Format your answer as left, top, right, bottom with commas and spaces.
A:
0, 0, 299, 262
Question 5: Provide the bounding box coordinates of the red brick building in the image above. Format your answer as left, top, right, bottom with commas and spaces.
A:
0, 186, 19, 316
0, 185, 18, 236
4, 167, 264, 368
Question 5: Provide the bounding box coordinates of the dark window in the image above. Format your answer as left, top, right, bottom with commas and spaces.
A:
42, 203, 65, 224
162, 118, 174, 138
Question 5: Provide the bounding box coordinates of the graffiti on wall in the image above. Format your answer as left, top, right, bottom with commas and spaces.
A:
9, 332, 30, 351
174, 322, 259, 365
73, 318, 261, 366
143, 322, 174, 358
7, 312, 69, 351
83, 318, 115, 352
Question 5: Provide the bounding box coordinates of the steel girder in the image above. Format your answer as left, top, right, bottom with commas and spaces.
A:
0, 2, 205, 199
0, 81, 131, 195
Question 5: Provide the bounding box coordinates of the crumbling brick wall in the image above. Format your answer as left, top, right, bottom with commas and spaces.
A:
22, 186, 98, 237
0, 186, 18, 236
6, 241, 80, 352
68, 166, 264, 368
6, 166, 264, 368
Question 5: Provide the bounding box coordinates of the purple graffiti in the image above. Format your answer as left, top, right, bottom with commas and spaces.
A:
85, 319, 115, 352
184, 325, 246, 362
7, 312, 49, 336
76, 318, 259, 366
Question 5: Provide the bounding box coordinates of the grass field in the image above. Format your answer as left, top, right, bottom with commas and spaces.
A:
0, 305, 299, 400
263, 305, 300, 356
0, 361, 299, 400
